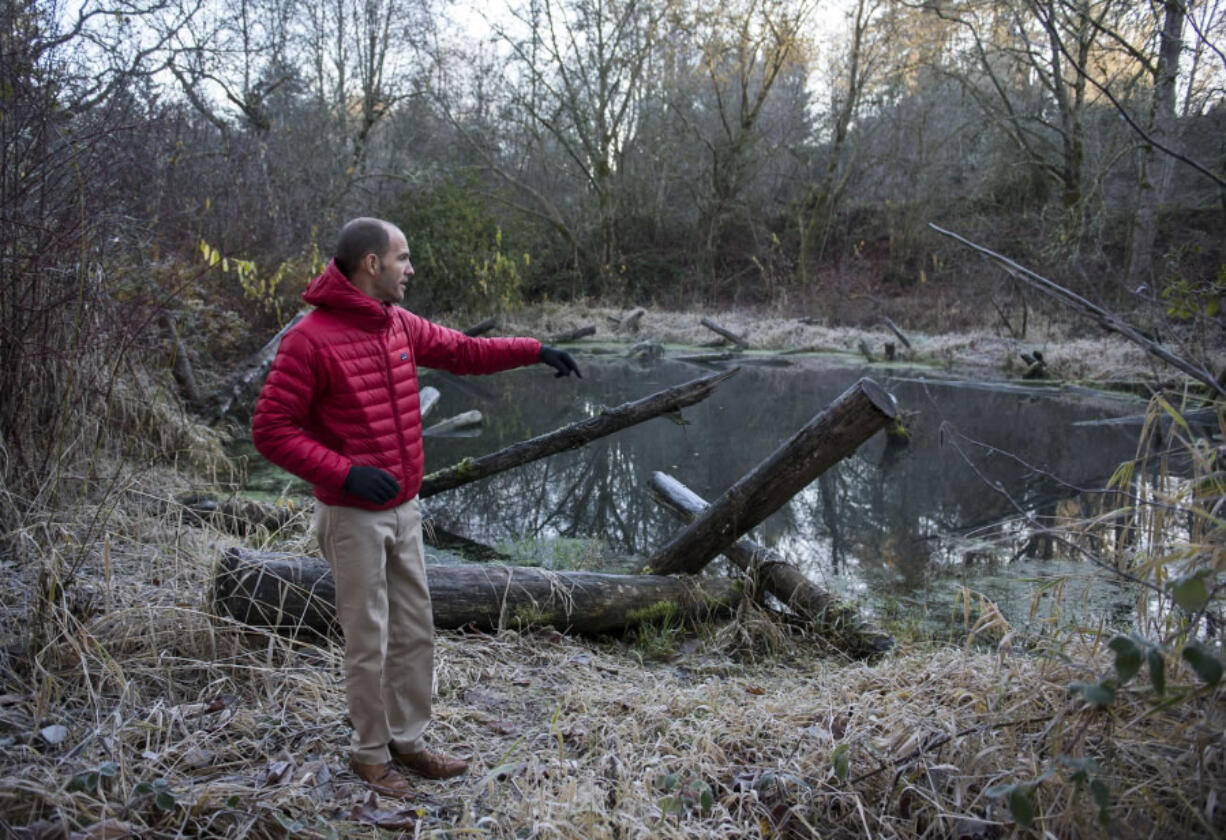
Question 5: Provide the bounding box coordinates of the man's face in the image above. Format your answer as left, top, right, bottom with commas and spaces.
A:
372, 227, 414, 303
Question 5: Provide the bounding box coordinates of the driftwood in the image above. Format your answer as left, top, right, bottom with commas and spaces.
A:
215, 310, 309, 418
212, 548, 740, 638
420, 368, 738, 498
423, 409, 483, 437
647, 472, 891, 658
463, 317, 498, 337
857, 340, 874, 362
549, 325, 597, 343
638, 377, 897, 575
930, 224, 1226, 399
700, 317, 748, 349
621, 308, 645, 333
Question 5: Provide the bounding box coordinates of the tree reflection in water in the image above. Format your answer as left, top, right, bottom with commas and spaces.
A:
414, 360, 1156, 618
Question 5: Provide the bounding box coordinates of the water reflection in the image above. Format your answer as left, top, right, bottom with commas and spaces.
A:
420, 360, 1147, 590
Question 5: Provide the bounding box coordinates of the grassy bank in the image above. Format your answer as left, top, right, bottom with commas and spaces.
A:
500, 302, 1221, 388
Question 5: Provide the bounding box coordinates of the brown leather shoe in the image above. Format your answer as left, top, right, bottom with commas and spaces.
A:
349, 758, 414, 797
390, 747, 468, 780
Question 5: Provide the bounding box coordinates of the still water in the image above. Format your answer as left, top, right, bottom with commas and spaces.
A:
247, 355, 1164, 632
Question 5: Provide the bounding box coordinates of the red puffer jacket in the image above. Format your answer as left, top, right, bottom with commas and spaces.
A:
252, 260, 541, 509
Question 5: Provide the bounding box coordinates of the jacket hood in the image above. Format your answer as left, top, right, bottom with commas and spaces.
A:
302, 259, 390, 331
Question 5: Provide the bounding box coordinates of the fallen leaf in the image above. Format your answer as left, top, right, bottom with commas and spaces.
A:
264, 758, 295, 786
204, 694, 238, 714
38, 725, 68, 746
342, 791, 418, 829
745, 685, 766, 696
181, 746, 214, 769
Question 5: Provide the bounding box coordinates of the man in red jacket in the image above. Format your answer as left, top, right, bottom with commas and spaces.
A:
253, 217, 579, 797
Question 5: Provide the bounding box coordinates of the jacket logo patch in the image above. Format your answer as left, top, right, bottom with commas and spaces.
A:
400, 353, 408, 360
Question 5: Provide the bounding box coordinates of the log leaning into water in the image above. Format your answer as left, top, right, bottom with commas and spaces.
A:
638, 377, 897, 576
700, 317, 749, 349
212, 548, 741, 638
419, 368, 738, 498
647, 472, 891, 658
215, 310, 309, 418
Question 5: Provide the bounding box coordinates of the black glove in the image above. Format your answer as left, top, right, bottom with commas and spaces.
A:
539, 345, 582, 378
344, 465, 400, 504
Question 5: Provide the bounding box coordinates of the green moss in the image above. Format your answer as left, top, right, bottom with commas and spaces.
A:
626, 600, 679, 626
511, 604, 553, 628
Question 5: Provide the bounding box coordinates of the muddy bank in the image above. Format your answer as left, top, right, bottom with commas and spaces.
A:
497, 302, 1221, 388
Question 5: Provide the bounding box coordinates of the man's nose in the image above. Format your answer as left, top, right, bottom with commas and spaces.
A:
405, 262, 415, 276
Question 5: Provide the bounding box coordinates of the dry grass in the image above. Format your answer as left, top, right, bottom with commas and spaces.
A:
501, 302, 1220, 386
1, 475, 1222, 840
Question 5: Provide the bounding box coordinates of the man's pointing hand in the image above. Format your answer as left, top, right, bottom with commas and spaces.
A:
539, 345, 582, 378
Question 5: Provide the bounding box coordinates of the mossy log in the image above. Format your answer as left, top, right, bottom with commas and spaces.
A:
420, 368, 738, 498
638, 377, 897, 575
647, 472, 892, 658
212, 548, 741, 638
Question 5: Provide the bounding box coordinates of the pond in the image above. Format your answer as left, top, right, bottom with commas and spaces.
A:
241, 353, 1174, 635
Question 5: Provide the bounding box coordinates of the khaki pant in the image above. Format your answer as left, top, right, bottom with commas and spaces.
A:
315, 499, 433, 765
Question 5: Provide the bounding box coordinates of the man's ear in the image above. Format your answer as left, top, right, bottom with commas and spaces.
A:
361, 251, 380, 276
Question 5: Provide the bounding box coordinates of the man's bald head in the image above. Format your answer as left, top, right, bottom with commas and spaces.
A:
335, 217, 392, 279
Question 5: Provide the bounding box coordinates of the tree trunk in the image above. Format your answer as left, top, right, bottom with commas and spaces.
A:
212, 548, 740, 638
1127, 0, 1184, 287
647, 472, 891, 658
419, 368, 738, 498
637, 378, 896, 575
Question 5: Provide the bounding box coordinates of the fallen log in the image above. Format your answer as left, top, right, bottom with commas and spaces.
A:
549, 325, 597, 343
159, 313, 205, 409
647, 473, 891, 658
420, 368, 738, 498
637, 377, 897, 575
212, 548, 740, 638
621, 307, 645, 333
423, 409, 483, 437
215, 310, 309, 419
882, 317, 912, 350
463, 316, 498, 337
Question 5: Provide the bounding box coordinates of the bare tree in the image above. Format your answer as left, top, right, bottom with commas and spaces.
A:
494, 0, 666, 279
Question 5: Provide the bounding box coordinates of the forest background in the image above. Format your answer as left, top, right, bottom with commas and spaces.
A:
6, 0, 1226, 409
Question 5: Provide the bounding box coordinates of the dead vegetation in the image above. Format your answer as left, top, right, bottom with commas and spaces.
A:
0, 444, 1222, 838
501, 302, 1214, 387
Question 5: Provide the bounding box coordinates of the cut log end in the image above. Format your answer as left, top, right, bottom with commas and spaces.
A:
855, 377, 897, 420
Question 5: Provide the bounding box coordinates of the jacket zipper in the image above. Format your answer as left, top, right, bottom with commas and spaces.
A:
381, 310, 410, 502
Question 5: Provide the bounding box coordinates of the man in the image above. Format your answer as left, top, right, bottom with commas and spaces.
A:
252, 217, 580, 797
